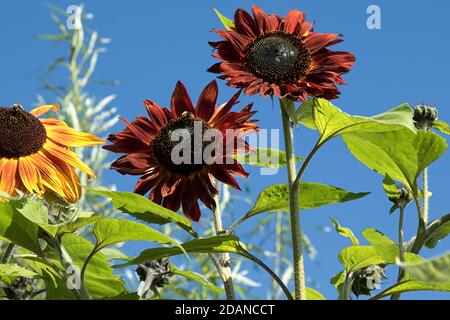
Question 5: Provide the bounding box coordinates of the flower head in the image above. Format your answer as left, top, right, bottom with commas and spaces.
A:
0, 104, 104, 202
208, 5, 355, 101
104, 80, 258, 221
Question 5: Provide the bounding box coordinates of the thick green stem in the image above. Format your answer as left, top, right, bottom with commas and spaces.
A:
391, 205, 406, 301
280, 99, 306, 300
1, 243, 15, 264
341, 272, 354, 300
272, 211, 283, 299
212, 195, 235, 300
423, 167, 429, 225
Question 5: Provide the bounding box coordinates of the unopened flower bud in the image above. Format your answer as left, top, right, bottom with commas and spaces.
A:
3, 277, 36, 300
413, 104, 438, 130
136, 258, 173, 297
389, 187, 411, 209
351, 265, 386, 297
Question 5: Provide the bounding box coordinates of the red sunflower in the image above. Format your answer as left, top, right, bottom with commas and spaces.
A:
104, 80, 258, 221
208, 5, 355, 101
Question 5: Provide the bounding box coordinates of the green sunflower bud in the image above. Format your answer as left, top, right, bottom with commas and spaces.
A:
136, 258, 173, 298
413, 104, 438, 130
351, 265, 386, 297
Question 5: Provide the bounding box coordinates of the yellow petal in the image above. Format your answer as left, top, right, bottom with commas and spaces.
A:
46, 126, 105, 147
29, 104, 59, 117
43, 141, 95, 178
0, 159, 18, 195
18, 157, 43, 195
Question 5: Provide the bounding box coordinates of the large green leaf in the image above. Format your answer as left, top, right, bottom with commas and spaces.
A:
306, 288, 326, 300
234, 148, 303, 168
40, 213, 102, 238
0, 202, 40, 253
331, 218, 359, 246
362, 228, 398, 263
8, 197, 48, 225
61, 233, 126, 299
401, 252, 450, 284
93, 218, 182, 252
425, 220, 450, 249
298, 98, 415, 144
338, 246, 384, 273
433, 120, 450, 135
114, 235, 248, 268
375, 280, 450, 299
0, 263, 37, 278
343, 129, 447, 190
89, 189, 194, 236
245, 182, 369, 219
170, 265, 224, 294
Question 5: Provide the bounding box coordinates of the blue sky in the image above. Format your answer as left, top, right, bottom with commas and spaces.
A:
1, 0, 449, 299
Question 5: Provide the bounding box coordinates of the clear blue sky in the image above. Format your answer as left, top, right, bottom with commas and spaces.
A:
1, 0, 449, 299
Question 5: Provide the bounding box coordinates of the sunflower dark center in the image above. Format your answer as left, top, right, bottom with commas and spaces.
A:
0, 105, 47, 158
152, 113, 211, 176
244, 31, 312, 84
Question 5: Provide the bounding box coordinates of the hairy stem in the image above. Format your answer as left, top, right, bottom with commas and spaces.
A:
272, 211, 283, 299
280, 99, 306, 300
212, 195, 235, 300
423, 167, 429, 225
341, 272, 354, 300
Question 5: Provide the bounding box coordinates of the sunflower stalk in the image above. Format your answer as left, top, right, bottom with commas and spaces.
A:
212, 193, 236, 300
280, 98, 306, 300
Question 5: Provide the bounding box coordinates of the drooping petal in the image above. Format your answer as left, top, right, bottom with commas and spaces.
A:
0, 159, 18, 195
29, 104, 59, 117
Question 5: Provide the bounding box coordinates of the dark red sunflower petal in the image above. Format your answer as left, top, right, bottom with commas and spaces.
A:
196, 80, 218, 121
171, 81, 194, 116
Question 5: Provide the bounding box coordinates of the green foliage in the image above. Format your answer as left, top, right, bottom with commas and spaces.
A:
306, 287, 326, 300
433, 120, 450, 135
401, 252, 450, 284
298, 98, 416, 144
245, 182, 369, 219
92, 218, 182, 252
170, 265, 224, 294
343, 129, 447, 191
338, 246, 384, 273
0, 202, 40, 253
425, 220, 450, 249
234, 148, 303, 168
331, 218, 359, 246
362, 228, 398, 263
115, 235, 248, 268
0, 264, 37, 278
89, 189, 194, 236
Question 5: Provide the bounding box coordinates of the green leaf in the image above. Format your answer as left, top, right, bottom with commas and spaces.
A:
433, 120, 450, 135
382, 175, 400, 201
338, 246, 385, 273
89, 189, 194, 236
170, 265, 224, 294
0, 264, 37, 278
9, 197, 48, 225
400, 252, 450, 284
330, 271, 345, 299
114, 235, 249, 268
343, 129, 447, 191
298, 98, 416, 144
306, 288, 326, 300
234, 148, 303, 168
0, 202, 40, 253
331, 218, 359, 246
101, 248, 129, 261
40, 214, 102, 238
213, 8, 235, 30
245, 182, 369, 219
61, 233, 126, 299
93, 218, 182, 252
375, 280, 450, 299
362, 228, 398, 263
425, 220, 450, 249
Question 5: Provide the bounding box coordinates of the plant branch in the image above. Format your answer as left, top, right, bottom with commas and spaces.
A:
1, 243, 15, 264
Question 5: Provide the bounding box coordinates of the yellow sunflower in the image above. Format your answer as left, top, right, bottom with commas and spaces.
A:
0, 104, 104, 203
